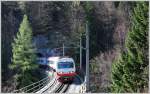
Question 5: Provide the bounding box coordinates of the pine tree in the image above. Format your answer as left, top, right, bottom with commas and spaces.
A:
111, 2, 148, 93
9, 14, 38, 88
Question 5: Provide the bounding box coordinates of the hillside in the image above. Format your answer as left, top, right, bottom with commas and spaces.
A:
1, 1, 148, 93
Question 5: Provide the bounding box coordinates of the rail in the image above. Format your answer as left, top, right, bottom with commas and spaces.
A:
36, 77, 56, 93
13, 71, 85, 93
12, 72, 54, 93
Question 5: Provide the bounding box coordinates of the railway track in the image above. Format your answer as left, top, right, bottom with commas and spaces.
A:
54, 83, 70, 93
60, 84, 70, 93
41, 78, 57, 93
54, 84, 65, 93
42, 74, 82, 93
53, 74, 82, 93
65, 74, 84, 93
42, 79, 70, 93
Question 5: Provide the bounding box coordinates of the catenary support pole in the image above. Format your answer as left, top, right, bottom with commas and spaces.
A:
80, 35, 82, 69
86, 21, 89, 92
63, 43, 65, 56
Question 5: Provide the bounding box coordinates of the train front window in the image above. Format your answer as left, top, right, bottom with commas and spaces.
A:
58, 62, 74, 69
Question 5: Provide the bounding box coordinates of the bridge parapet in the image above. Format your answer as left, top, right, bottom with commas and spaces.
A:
12, 72, 54, 93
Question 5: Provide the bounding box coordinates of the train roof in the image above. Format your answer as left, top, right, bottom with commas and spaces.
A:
48, 56, 60, 62
48, 56, 74, 62
59, 57, 74, 62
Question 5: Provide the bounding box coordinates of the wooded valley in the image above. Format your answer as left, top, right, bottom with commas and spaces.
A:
1, 1, 149, 93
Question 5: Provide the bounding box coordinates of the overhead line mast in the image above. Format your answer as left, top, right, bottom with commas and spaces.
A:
86, 21, 89, 92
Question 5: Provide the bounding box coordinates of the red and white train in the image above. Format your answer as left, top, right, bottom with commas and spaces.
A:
47, 56, 76, 82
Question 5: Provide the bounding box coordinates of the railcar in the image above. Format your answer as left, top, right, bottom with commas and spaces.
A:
47, 56, 76, 82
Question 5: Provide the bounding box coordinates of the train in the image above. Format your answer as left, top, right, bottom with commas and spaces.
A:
47, 56, 76, 82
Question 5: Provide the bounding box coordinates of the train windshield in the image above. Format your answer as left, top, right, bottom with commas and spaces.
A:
58, 62, 74, 69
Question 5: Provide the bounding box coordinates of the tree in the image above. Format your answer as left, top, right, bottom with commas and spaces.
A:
9, 14, 38, 88
111, 2, 148, 93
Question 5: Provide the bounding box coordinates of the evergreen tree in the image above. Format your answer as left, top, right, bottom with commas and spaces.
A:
9, 14, 38, 88
111, 2, 148, 93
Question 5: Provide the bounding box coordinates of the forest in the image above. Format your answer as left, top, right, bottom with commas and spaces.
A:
1, 1, 149, 93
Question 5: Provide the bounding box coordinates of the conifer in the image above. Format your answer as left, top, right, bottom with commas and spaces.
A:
10, 14, 38, 87
111, 2, 148, 92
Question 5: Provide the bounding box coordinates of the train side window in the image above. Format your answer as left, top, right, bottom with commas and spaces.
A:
49, 60, 54, 64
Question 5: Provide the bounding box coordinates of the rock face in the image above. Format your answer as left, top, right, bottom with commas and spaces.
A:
33, 35, 48, 49
25, 2, 85, 48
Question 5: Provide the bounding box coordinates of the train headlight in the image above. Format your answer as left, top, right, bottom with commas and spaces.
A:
58, 72, 63, 74
69, 71, 74, 73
